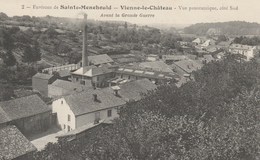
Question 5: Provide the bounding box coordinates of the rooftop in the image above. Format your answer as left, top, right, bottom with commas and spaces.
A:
0, 125, 36, 160
64, 89, 126, 116
139, 61, 173, 73
33, 73, 54, 80
72, 65, 114, 77
50, 79, 92, 92
88, 54, 114, 65
173, 59, 203, 74
229, 44, 256, 50
116, 66, 179, 80
0, 94, 51, 124
104, 79, 157, 102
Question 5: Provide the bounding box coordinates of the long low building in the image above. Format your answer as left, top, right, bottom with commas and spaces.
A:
0, 94, 52, 136
114, 66, 180, 84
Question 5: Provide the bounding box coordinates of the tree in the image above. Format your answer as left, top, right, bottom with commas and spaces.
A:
22, 42, 41, 64
0, 83, 14, 101
3, 30, 14, 51
32, 41, 41, 62
3, 50, 16, 66
22, 45, 33, 64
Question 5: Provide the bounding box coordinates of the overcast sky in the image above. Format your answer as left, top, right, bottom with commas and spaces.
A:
1, 0, 260, 26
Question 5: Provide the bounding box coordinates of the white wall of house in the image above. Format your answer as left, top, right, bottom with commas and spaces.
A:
76, 107, 119, 128
229, 47, 257, 61
52, 98, 76, 132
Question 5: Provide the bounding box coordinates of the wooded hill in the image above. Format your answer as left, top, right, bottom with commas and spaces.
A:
184, 21, 260, 35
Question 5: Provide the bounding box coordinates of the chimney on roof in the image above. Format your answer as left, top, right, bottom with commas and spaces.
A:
82, 14, 88, 70
93, 94, 98, 102
112, 86, 121, 97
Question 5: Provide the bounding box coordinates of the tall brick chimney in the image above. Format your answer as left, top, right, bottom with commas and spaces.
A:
82, 14, 88, 69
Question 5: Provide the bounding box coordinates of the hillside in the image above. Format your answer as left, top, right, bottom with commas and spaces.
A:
184, 21, 260, 36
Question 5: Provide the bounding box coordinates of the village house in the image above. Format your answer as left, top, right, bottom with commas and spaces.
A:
192, 37, 206, 45
52, 89, 126, 133
0, 125, 37, 160
0, 94, 52, 136
32, 73, 56, 97
71, 65, 117, 88
172, 59, 203, 77
229, 44, 257, 61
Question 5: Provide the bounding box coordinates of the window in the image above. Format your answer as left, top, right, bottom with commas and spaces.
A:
61, 100, 63, 104
68, 125, 71, 132
80, 80, 85, 85
68, 114, 71, 122
64, 124, 66, 129
107, 109, 112, 117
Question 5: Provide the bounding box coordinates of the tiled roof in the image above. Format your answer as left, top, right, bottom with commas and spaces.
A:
139, 61, 173, 73
88, 54, 114, 65
64, 89, 126, 116
116, 66, 179, 80
51, 79, 92, 91
162, 55, 188, 61
0, 107, 10, 124
229, 44, 256, 50
72, 66, 114, 77
203, 55, 215, 62
33, 73, 53, 80
57, 69, 71, 77
72, 66, 97, 75
104, 79, 157, 102
0, 125, 36, 160
173, 59, 203, 74
0, 95, 51, 123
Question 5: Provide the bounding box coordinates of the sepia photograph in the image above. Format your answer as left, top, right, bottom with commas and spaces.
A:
0, 0, 259, 159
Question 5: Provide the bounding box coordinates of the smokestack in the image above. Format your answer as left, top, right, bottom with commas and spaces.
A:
82, 14, 88, 69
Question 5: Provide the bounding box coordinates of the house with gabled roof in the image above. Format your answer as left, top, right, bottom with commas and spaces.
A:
71, 65, 116, 88
0, 125, 37, 160
229, 44, 257, 61
52, 89, 126, 133
0, 94, 52, 135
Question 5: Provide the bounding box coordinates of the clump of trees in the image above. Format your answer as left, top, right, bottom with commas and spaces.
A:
233, 36, 260, 46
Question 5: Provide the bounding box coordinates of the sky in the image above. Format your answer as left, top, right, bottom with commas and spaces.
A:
1, 0, 260, 26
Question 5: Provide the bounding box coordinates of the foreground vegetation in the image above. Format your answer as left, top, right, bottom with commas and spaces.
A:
32, 56, 260, 160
